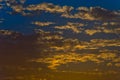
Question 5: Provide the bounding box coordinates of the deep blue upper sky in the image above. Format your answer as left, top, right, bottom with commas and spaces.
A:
0, 0, 120, 34
26, 0, 120, 10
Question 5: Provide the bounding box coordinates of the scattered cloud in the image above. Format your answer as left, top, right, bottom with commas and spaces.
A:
62, 7, 120, 20
26, 3, 74, 14
6, 2, 120, 21
55, 22, 85, 33
0, 2, 120, 78
7, 2, 73, 16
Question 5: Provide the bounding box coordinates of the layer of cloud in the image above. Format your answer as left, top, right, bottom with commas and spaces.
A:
32, 52, 119, 70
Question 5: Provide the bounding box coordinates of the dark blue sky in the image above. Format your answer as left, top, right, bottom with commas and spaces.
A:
0, 0, 120, 34
26, 0, 120, 10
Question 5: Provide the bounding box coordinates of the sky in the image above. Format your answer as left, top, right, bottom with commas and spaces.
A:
0, 0, 120, 80
25, 0, 120, 10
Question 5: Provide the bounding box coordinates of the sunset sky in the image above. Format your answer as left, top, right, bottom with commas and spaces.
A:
0, 0, 120, 80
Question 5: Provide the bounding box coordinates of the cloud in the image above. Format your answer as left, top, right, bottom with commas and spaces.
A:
35, 35, 119, 70
25, 3, 74, 14
85, 29, 101, 35
112, 57, 120, 63
5, 2, 120, 21
90, 39, 120, 47
32, 21, 55, 27
0, 3, 4, 9
5, 0, 26, 5
102, 22, 120, 26
32, 52, 119, 70
28, 32, 120, 70
0, 30, 23, 41
97, 53, 116, 60
84, 28, 120, 35
8, 2, 73, 16
0, 30, 21, 36
0, 2, 120, 76
55, 22, 85, 33
62, 7, 120, 21
11, 5, 24, 13
0, 18, 4, 23
0, 29, 119, 74
34, 29, 64, 41
0, 0, 3, 2
19, 0, 26, 4
84, 21, 120, 36
115, 63, 120, 67
49, 38, 120, 53
107, 63, 113, 67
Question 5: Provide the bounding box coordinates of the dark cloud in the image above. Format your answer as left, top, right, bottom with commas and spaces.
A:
62, 7, 120, 21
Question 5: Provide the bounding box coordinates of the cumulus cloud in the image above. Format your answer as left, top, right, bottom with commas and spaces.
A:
8, 2, 74, 16
26, 3, 74, 14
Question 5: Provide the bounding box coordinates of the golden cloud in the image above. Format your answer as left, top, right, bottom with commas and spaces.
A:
55, 22, 85, 33
7, 2, 120, 21
26, 3, 74, 13
84, 28, 120, 35
32, 21, 55, 27
85, 29, 101, 35
62, 7, 120, 21
32, 52, 119, 70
